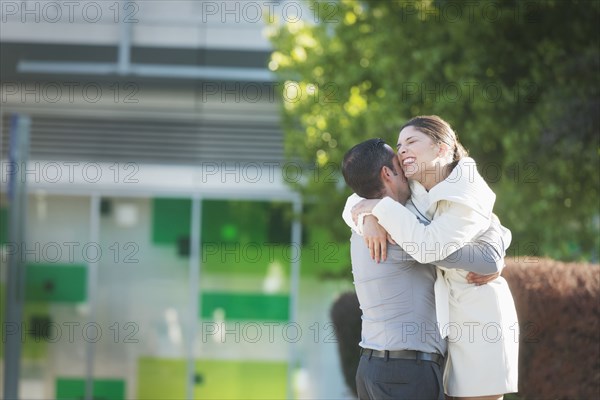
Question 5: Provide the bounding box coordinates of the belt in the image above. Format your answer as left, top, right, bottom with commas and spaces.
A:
360, 348, 444, 366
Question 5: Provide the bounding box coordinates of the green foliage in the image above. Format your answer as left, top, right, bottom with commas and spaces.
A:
268, 0, 600, 262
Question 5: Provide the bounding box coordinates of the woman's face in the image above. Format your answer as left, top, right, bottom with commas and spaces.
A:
396, 126, 442, 182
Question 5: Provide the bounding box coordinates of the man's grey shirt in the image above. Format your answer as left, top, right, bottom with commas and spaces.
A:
350, 215, 509, 356
352, 233, 446, 355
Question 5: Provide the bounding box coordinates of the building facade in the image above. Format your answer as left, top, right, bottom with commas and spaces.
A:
1, 1, 350, 399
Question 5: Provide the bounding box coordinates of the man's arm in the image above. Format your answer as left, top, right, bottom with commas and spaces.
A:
385, 216, 511, 275
435, 216, 511, 274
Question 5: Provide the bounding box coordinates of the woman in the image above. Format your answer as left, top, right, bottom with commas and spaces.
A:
343, 116, 518, 399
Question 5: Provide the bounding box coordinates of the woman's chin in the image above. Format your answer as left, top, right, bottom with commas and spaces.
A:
403, 170, 417, 179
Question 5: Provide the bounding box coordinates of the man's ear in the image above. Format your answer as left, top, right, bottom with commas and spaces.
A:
380, 166, 392, 182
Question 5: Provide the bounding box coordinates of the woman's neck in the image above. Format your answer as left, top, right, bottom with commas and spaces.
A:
419, 163, 453, 191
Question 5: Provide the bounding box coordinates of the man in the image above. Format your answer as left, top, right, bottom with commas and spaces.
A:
341, 139, 509, 399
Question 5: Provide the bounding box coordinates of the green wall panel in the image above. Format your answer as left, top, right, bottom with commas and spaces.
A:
25, 264, 87, 303
201, 200, 291, 245
201, 292, 289, 321
151, 198, 191, 245
137, 357, 186, 400
0, 207, 7, 245
151, 199, 299, 272
22, 302, 51, 359
0, 284, 51, 359
194, 359, 287, 399
56, 378, 125, 400
202, 200, 270, 243
137, 357, 287, 400
200, 200, 293, 275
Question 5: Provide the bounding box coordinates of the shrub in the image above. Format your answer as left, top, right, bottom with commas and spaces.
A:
502, 258, 600, 398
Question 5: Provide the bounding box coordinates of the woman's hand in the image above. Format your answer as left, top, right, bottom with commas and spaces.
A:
362, 215, 389, 263
466, 271, 500, 286
351, 199, 381, 224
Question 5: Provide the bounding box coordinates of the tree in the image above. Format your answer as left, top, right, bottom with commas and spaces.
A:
268, 0, 600, 262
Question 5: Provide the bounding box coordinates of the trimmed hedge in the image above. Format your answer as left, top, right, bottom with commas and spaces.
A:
502, 258, 600, 399
330, 258, 600, 398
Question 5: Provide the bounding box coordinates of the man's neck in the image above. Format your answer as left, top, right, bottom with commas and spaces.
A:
382, 190, 409, 206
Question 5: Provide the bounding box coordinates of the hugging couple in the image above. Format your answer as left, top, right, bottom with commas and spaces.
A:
341, 115, 519, 400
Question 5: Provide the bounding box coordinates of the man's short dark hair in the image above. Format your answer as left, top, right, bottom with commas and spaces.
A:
342, 138, 395, 198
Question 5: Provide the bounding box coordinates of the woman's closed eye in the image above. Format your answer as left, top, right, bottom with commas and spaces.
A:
398, 140, 415, 149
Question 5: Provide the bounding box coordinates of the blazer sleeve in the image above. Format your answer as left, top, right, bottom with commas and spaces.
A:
342, 193, 365, 234
372, 196, 490, 264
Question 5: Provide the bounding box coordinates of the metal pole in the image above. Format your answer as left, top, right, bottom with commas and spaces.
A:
84, 194, 101, 400
186, 195, 202, 399
117, 0, 133, 75
287, 198, 302, 399
3, 114, 31, 400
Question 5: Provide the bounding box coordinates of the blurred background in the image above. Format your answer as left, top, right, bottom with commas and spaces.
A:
1, 1, 352, 399
1, 0, 598, 399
